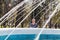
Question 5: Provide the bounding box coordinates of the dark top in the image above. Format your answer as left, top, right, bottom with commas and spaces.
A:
29, 23, 38, 28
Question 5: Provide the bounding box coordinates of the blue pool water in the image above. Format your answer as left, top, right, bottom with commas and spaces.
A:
0, 34, 60, 40
40, 34, 60, 40
0, 34, 36, 40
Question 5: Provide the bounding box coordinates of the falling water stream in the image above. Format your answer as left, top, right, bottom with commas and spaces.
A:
34, 3, 60, 40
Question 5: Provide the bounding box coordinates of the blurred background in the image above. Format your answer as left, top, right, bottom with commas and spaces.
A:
0, 0, 60, 28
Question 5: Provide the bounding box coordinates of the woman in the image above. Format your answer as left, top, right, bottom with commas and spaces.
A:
29, 18, 38, 28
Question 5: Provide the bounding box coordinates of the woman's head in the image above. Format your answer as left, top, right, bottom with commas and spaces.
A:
32, 18, 35, 23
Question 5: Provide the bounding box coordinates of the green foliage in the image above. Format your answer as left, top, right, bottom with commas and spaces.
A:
52, 11, 60, 24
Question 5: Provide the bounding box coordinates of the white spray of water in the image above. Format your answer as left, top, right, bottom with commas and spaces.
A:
0, 0, 28, 25
4, 0, 46, 40
34, 3, 60, 40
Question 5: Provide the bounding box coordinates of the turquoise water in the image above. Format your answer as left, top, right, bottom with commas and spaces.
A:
0, 34, 36, 40
40, 34, 60, 40
0, 34, 60, 40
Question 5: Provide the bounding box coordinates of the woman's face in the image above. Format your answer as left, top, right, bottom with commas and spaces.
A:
32, 19, 35, 23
